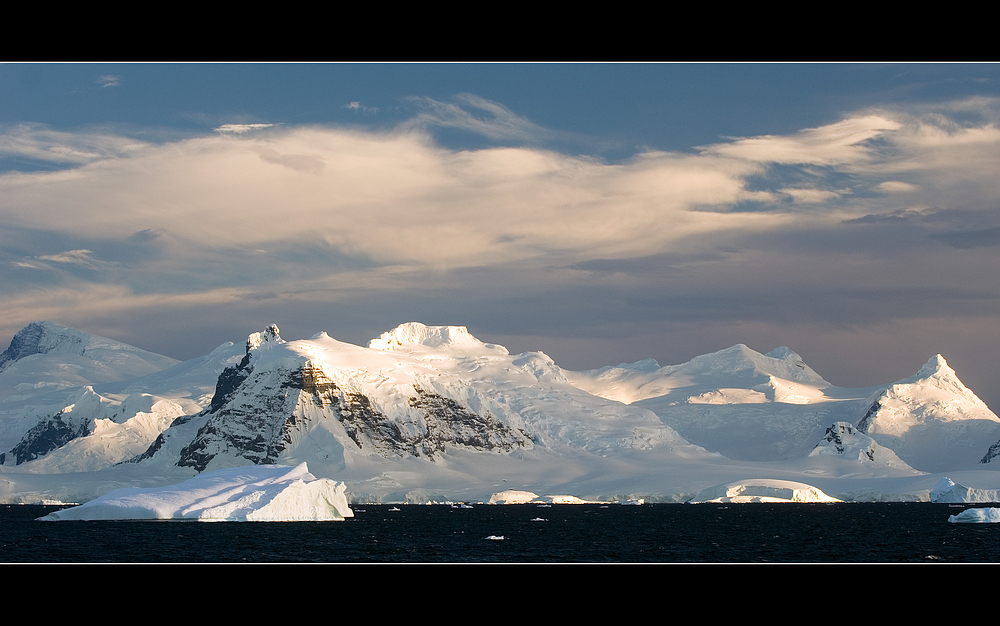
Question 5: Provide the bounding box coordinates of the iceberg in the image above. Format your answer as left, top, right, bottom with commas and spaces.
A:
948, 508, 1000, 523
37, 463, 353, 521
930, 477, 1000, 503
687, 479, 842, 503
488, 490, 539, 504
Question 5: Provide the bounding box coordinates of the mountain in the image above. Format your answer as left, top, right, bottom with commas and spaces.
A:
565, 344, 830, 405
0, 321, 179, 399
0, 324, 242, 473
570, 346, 1000, 473
855, 355, 1000, 473
122, 323, 697, 499
808, 421, 913, 470
1, 320, 999, 504
571, 345, 857, 462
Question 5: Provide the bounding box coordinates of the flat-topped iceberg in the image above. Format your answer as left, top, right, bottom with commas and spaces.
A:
488, 490, 539, 504
37, 463, 353, 521
688, 479, 842, 503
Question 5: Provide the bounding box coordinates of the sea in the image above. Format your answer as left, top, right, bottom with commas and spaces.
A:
2, 502, 999, 563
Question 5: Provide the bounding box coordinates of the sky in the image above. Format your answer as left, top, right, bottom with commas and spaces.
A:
2, 62, 1000, 410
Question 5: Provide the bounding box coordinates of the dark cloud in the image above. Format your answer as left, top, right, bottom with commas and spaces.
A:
930, 226, 1000, 248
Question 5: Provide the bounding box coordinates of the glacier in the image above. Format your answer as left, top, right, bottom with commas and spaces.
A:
3, 320, 1000, 506
37, 463, 353, 521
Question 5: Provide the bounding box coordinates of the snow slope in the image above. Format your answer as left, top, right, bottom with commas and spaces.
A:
0, 321, 178, 396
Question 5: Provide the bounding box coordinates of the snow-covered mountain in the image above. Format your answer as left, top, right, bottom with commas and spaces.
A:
1, 320, 999, 504
123, 323, 693, 481
0, 321, 179, 399
570, 345, 1000, 473
0, 322, 242, 473
854, 355, 1000, 472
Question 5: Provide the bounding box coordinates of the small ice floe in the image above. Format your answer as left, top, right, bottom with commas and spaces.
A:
948, 507, 1000, 523
485, 535, 505, 540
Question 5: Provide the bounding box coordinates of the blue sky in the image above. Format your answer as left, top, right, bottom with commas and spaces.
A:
3, 62, 1000, 408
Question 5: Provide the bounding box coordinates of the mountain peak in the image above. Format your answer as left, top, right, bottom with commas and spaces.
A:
765, 346, 801, 362
368, 322, 507, 354
916, 354, 950, 379
1, 321, 165, 371
246, 324, 284, 353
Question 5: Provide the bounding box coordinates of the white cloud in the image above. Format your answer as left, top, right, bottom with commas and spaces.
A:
400, 94, 553, 142
214, 124, 277, 134
0, 124, 149, 164
780, 188, 848, 203
877, 180, 920, 193
701, 115, 902, 165
0, 125, 782, 270
11, 249, 114, 272
344, 102, 378, 114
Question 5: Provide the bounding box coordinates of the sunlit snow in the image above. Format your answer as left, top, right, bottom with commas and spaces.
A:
37, 463, 353, 521
687, 479, 843, 503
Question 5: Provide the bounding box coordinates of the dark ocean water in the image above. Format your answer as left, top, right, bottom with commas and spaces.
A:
2, 502, 999, 563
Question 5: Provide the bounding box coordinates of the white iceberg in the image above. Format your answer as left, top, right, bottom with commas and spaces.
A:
948, 508, 1000, 523
687, 479, 842, 503
930, 477, 1000, 503
37, 463, 353, 521
488, 490, 539, 504
536, 495, 589, 504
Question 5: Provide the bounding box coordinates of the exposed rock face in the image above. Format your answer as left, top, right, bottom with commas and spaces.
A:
980, 440, 1000, 464
2, 409, 92, 465
164, 324, 533, 473
177, 361, 533, 472
856, 399, 881, 434
0, 322, 52, 370
178, 364, 305, 471
809, 421, 914, 471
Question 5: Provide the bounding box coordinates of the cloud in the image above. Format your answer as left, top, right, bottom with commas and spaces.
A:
399, 94, 553, 143
37, 249, 102, 266
4, 97, 1000, 397
96, 75, 121, 88
780, 188, 848, 203
700, 115, 902, 165
12, 249, 114, 270
0, 123, 149, 165
214, 123, 278, 134
877, 180, 920, 193
344, 102, 379, 114
931, 226, 1000, 249
0, 125, 782, 271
